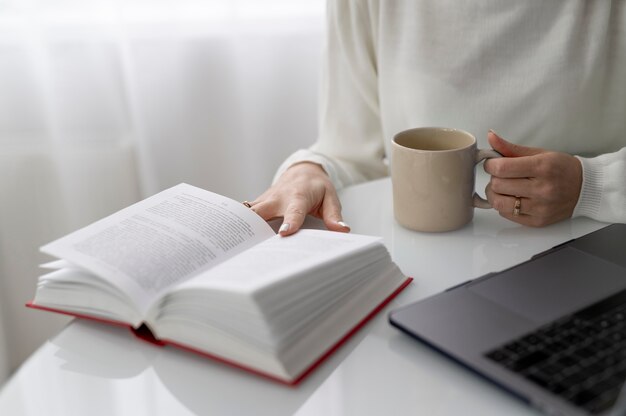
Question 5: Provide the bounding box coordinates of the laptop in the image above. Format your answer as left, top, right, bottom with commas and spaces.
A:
389, 223, 626, 416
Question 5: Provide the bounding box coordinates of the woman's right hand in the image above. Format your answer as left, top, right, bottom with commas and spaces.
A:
249, 162, 350, 236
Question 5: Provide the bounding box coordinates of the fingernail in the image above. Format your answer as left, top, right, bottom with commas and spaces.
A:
489, 129, 500, 137
279, 223, 290, 234
337, 221, 350, 229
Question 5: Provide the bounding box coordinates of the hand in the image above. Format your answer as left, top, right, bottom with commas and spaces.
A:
249, 162, 350, 236
483, 130, 583, 227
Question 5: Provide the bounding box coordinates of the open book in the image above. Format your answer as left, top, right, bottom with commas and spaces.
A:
28, 184, 411, 385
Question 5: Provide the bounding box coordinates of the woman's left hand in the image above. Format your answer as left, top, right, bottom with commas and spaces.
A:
483, 130, 583, 227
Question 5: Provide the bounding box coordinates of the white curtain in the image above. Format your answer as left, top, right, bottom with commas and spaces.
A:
0, 309, 6, 382
0, 0, 324, 384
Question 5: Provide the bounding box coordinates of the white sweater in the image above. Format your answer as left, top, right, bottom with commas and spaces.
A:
277, 0, 626, 223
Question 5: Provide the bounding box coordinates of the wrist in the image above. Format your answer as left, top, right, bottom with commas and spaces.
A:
285, 162, 329, 177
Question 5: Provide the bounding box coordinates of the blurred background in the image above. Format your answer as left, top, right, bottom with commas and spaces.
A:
0, 0, 324, 385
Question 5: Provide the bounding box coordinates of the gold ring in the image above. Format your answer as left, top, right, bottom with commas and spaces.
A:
242, 201, 252, 208
513, 197, 521, 217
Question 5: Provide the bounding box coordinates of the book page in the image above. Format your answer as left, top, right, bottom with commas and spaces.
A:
173, 229, 382, 293
41, 184, 275, 313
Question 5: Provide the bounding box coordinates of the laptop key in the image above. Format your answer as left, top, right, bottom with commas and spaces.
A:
509, 350, 551, 372
571, 389, 599, 406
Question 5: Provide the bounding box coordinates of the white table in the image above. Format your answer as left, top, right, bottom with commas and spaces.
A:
0, 173, 607, 416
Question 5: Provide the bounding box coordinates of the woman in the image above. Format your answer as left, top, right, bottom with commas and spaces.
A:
249, 1, 626, 235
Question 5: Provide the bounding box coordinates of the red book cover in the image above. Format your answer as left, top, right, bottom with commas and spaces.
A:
27, 276, 412, 386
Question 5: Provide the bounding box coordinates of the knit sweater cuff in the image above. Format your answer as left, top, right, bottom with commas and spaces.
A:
572, 155, 605, 219
272, 149, 347, 190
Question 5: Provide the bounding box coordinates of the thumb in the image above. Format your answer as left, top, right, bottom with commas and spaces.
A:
488, 130, 545, 157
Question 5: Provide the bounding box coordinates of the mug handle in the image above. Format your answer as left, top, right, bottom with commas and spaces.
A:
473, 149, 502, 209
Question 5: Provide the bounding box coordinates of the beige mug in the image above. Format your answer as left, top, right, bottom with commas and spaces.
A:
391, 127, 501, 232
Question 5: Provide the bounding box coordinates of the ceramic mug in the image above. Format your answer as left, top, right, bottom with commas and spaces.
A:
391, 127, 501, 232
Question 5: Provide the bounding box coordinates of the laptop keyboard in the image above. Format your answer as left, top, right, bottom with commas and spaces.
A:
485, 288, 626, 414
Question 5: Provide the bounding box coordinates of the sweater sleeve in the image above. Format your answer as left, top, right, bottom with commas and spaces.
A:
273, 0, 387, 190
573, 147, 626, 223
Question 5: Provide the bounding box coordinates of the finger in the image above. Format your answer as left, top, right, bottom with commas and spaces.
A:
485, 183, 511, 213
487, 130, 545, 157
484, 155, 542, 179
499, 211, 540, 227
489, 177, 534, 199
498, 204, 556, 227
279, 199, 310, 236
486, 184, 532, 216
320, 189, 350, 232
249, 200, 280, 221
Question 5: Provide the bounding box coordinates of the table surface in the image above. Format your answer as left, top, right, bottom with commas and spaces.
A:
0, 173, 607, 416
